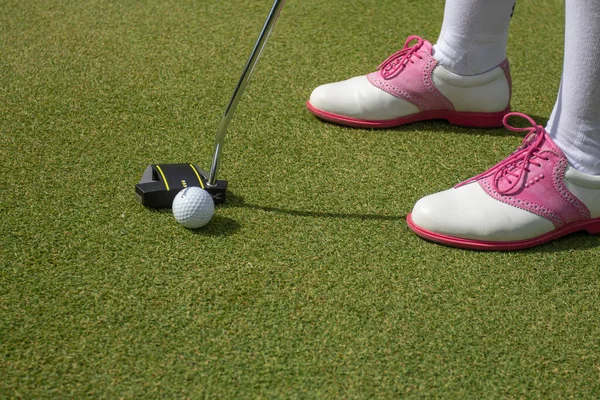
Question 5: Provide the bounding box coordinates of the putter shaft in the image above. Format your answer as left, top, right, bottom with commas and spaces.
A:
207, 0, 286, 186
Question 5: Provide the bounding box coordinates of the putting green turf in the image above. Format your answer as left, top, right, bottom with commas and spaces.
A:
2, 0, 600, 397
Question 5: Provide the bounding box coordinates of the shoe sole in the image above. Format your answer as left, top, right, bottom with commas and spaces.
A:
406, 213, 600, 251
306, 101, 510, 128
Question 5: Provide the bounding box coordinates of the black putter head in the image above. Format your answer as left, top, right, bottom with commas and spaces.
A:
135, 164, 227, 208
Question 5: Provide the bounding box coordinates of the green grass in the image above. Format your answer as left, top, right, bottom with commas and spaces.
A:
2, 0, 600, 397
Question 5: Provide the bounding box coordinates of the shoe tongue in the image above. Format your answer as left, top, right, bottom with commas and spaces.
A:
495, 127, 564, 193
528, 126, 563, 156
419, 39, 434, 55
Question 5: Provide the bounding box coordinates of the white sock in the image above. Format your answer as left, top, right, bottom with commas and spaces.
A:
433, 0, 515, 76
546, 0, 600, 175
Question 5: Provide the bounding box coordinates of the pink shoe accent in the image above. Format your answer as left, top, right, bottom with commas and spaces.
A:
367, 36, 453, 113
408, 113, 599, 250
499, 59, 512, 100
586, 219, 600, 234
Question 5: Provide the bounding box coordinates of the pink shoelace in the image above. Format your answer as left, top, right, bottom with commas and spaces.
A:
456, 112, 551, 195
378, 35, 424, 79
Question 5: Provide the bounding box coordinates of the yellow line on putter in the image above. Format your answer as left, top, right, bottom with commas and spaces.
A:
189, 164, 204, 189
155, 165, 170, 191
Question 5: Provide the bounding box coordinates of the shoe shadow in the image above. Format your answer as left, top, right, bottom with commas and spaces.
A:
310, 114, 549, 138
523, 232, 600, 253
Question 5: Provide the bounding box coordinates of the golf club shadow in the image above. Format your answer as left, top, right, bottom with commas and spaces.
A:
224, 191, 406, 221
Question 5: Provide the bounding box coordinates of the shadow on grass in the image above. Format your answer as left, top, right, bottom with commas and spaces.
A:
310, 114, 549, 138
224, 191, 406, 221
148, 190, 405, 238
149, 208, 242, 237
189, 215, 242, 237
527, 232, 600, 253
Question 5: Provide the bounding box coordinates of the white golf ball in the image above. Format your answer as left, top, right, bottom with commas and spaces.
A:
172, 186, 215, 229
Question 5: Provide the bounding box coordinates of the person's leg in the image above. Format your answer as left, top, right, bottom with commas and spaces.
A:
408, 1, 600, 251
546, 0, 600, 175
307, 1, 514, 128
434, 0, 514, 75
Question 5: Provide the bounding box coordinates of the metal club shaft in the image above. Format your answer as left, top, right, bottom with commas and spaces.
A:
206, 0, 286, 186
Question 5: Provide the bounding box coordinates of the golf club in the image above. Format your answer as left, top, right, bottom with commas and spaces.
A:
135, 0, 286, 207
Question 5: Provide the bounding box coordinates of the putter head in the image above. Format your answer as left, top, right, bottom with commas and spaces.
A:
135, 164, 227, 208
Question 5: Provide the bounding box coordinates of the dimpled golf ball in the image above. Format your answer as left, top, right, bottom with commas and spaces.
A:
172, 186, 215, 229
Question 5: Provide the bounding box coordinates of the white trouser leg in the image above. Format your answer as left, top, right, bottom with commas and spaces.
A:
546, 0, 600, 175
433, 0, 515, 75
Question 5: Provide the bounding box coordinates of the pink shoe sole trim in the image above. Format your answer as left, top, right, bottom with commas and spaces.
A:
307, 101, 510, 128
406, 213, 600, 251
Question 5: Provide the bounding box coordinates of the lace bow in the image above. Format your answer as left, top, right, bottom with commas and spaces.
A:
378, 35, 424, 79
